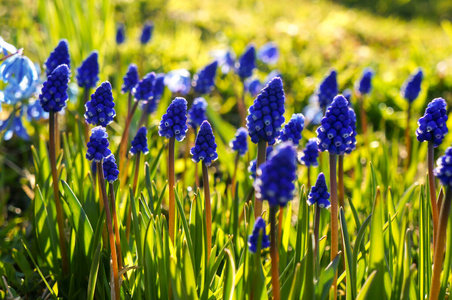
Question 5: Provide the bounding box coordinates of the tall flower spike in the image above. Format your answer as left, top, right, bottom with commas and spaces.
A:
316, 69, 338, 111
84, 82, 116, 127
248, 146, 273, 180
39, 64, 70, 113
279, 113, 305, 146
192, 61, 218, 95
248, 217, 271, 253
140, 22, 154, 44
191, 121, 218, 166
316, 95, 355, 155
159, 97, 188, 141
122, 64, 139, 94
230, 127, 248, 156
307, 173, 331, 208
130, 127, 149, 155
76, 51, 99, 89
236, 45, 256, 79
356, 68, 374, 95
116, 24, 125, 45
45, 39, 70, 75
416, 98, 448, 148
188, 97, 207, 130
86, 126, 112, 162
257, 42, 279, 65
299, 138, 319, 167
254, 142, 297, 207
246, 77, 286, 145
103, 155, 119, 183
134, 72, 156, 102
401, 68, 423, 103
346, 106, 357, 154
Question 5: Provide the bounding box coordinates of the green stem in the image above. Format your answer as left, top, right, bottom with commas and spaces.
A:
168, 137, 176, 243
109, 182, 123, 272
231, 152, 240, 199
254, 140, 267, 218
329, 153, 338, 300
405, 103, 412, 168
428, 141, 439, 247
359, 94, 368, 135
119, 100, 138, 176
307, 166, 311, 189
83, 88, 91, 142
202, 162, 212, 259
126, 152, 141, 241
269, 205, 281, 300
338, 155, 344, 209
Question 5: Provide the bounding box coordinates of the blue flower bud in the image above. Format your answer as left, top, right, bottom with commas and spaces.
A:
86, 126, 112, 162
248, 217, 270, 253
254, 142, 297, 207
435, 147, 452, 187
299, 138, 319, 167
246, 77, 286, 145
103, 155, 119, 183
279, 113, 305, 146
193, 61, 218, 95
76, 51, 99, 89
257, 42, 279, 65
416, 98, 448, 147
401, 68, 423, 103
130, 127, 149, 155
236, 45, 256, 79
316, 69, 338, 111
191, 121, 218, 166
230, 127, 248, 156
45, 39, 70, 75
355, 68, 374, 95
248, 146, 273, 179
134, 72, 156, 102
307, 173, 330, 208
39, 64, 70, 113
188, 97, 207, 130
159, 97, 188, 141
122, 64, 139, 94
84, 81, 116, 127
140, 22, 154, 44
116, 24, 125, 45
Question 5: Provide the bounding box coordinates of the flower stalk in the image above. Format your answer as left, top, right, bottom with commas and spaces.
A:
428, 141, 439, 246
269, 205, 280, 300
329, 153, 338, 300
338, 155, 345, 209
126, 151, 141, 241
109, 182, 123, 271
202, 162, 212, 258
254, 140, 267, 218
168, 137, 176, 243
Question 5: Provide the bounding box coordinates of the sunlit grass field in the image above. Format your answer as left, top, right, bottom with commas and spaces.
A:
2, 0, 452, 299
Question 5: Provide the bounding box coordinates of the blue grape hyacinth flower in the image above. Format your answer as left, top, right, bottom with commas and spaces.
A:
257, 42, 279, 65
142, 73, 165, 115
76, 51, 99, 89
122, 64, 139, 94
416, 98, 448, 148
116, 24, 125, 45
211, 49, 236, 74
45, 39, 70, 75
346, 106, 357, 154
342, 89, 352, 104
159, 97, 188, 141
434, 147, 452, 187
248, 146, 273, 180
316, 95, 355, 155
236, 45, 256, 79
191, 121, 218, 166
299, 138, 319, 167
103, 155, 119, 183
245, 76, 262, 97
355, 68, 374, 95
84, 81, 116, 127
39, 64, 70, 113
134, 72, 156, 102
140, 22, 154, 44
254, 142, 297, 207
86, 126, 112, 162
26, 100, 48, 121
401, 68, 423, 103
307, 173, 331, 208
246, 77, 286, 145
130, 127, 149, 155
188, 97, 207, 130
164, 69, 191, 96
192, 61, 218, 95
230, 127, 248, 156
0, 110, 29, 141
316, 69, 338, 111
248, 217, 270, 253
279, 113, 305, 146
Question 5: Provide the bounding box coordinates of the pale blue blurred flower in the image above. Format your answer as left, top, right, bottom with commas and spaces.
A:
245, 77, 262, 97
0, 110, 29, 141
0, 36, 17, 56
26, 100, 48, 121
257, 42, 279, 65
264, 70, 282, 83
164, 69, 191, 95
303, 94, 323, 125
211, 49, 236, 74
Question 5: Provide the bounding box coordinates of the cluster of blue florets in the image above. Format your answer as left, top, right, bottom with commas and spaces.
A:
159, 97, 188, 141
230, 127, 248, 156
188, 97, 207, 130
246, 77, 285, 145
134, 72, 156, 101
122, 64, 140, 94
140, 23, 154, 44
86, 126, 112, 162
193, 61, 218, 95
416, 98, 448, 147
316, 70, 338, 110
130, 127, 149, 155
45, 39, 70, 75
299, 138, 319, 167
307, 173, 330, 208
316, 95, 355, 155
435, 147, 452, 187
84, 82, 116, 127
346, 106, 357, 154
279, 113, 305, 145
254, 142, 297, 207
236, 45, 256, 79
39, 64, 70, 112
248, 217, 270, 253
103, 155, 119, 183
401, 68, 423, 103
191, 121, 218, 166
356, 68, 374, 95
76, 51, 99, 89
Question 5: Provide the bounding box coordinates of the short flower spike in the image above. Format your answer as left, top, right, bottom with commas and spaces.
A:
140, 22, 154, 44
279, 113, 305, 146
84, 81, 116, 127
236, 45, 256, 79
39, 64, 70, 113
230, 127, 248, 156
257, 42, 279, 65
192, 61, 218, 95
122, 64, 139, 94
299, 138, 319, 167
248, 217, 271, 253
246, 77, 286, 145
191, 121, 218, 166
254, 142, 297, 207
316, 95, 355, 155
188, 97, 208, 130
76, 51, 99, 89
307, 173, 331, 208
316, 69, 338, 111
116, 24, 125, 45
134, 72, 156, 102
355, 68, 374, 95
416, 98, 448, 148
130, 127, 149, 155
45, 39, 70, 75
103, 155, 119, 183
401, 68, 423, 103
434, 147, 452, 187
158, 97, 188, 142
86, 126, 112, 162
